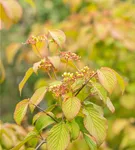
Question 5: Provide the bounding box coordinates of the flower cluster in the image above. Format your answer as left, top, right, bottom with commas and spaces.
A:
49, 83, 68, 97
60, 52, 80, 61
62, 72, 74, 82
26, 35, 47, 45
40, 59, 54, 72
75, 66, 93, 78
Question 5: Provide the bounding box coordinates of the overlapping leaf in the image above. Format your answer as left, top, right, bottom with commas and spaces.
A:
84, 133, 97, 150
14, 99, 29, 125
91, 81, 115, 113
49, 29, 66, 48
67, 119, 80, 140
62, 97, 81, 120
35, 114, 55, 132
11, 130, 38, 150
29, 86, 47, 112
47, 122, 70, 150
83, 105, 107, 145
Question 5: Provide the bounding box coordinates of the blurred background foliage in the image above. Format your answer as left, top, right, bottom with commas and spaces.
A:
0, 0, 135, 149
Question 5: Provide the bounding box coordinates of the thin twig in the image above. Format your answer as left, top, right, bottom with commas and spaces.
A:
74, 72, 97, 96
31, 103, 58, 123
35, 140, 46, 150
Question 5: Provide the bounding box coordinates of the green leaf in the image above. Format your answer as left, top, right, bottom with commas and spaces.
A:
47, 122, 70, 150
11, 130, 38, 150
49, 29, 66, 48
29, 86, 47, 113
84, 133, 97, 150
67, 119, 80, 140
32, 112, 44, 124
14, 99, 29, 125
84, 101, 103, 116
35, 114, 55, 132
83, 105, 107, 145
91, 81, 115, 113
32, 104, 57, 124
97, 67, 117, 94
62, 97, 81, 120
91, 81, 107, 103
19, 68, 33, 95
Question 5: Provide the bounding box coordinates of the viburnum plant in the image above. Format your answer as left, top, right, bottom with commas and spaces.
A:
13, 29, 125, 150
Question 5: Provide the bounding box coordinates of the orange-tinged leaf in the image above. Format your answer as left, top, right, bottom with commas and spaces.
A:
48, 56, 60, 69
0, 0, 22, 29
97, 67, 117, 94
14, 99, 29, 125
19, 68, 33, 95
62, 97, 81, 120
49, 29, 66, 48
33, 61, 42, 74
29, 86, 47, 112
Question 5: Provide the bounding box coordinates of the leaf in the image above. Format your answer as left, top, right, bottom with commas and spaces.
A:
91, 81, 107, 103
106, 97, 115, 113
0, 0, 22, 29
83, 105, 107, 145
91, 81, 115, 113
84, 101, 103, 116
29, 86, 47, 113
19, 68, 33, 95
25, 0, 35, 8
0, 59, 5, 84
97, 67, 117, 94
35, 114, 55, 132
111, 69, 125, 94
11, 130, 38, 150
6, 43, 21, 64
33, 61, 42, 74
49, 29, 66, 48
32, 112, 45, 124
47, 122, 70, 150
14, 99, 29, 125
62, 97, 81, 120
48, 56, 60, 69
67, 119, 80, 140
84, 133, 97, 150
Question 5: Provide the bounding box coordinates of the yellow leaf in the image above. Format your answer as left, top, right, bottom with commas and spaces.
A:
62, 97, 81, 120
6, 43, 21, 64
19, 68, 34, 95
97, 67, 117, 94
14, 99, 29, 125
0, 60, 5, 84
29, 86, 47, 112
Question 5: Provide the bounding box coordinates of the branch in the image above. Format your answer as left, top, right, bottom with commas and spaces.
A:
74, 72, 97, 96
35, 139, 46, 150
31, 103, 58, 123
